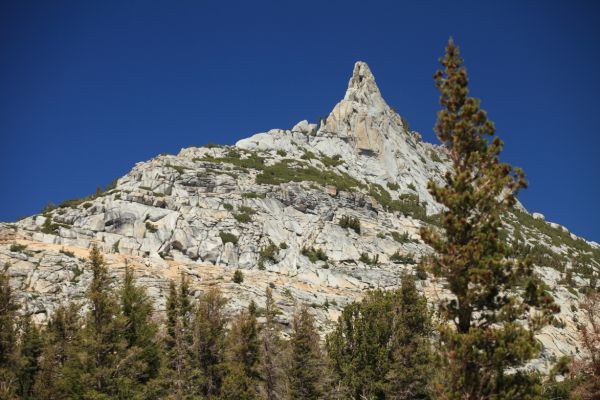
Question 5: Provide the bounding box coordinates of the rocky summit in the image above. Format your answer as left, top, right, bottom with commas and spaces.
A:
1, 61, 598, 371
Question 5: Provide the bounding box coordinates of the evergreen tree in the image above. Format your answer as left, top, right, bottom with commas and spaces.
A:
386, 274, 433, 400
221, 302, 261, 400
0, 264, 20, 399
288, 305, 323, 400
326, 290, 399, 399
119, 265, 162, 388
16, 314, 43, 399
422, 38, 549, 399
32, 303, 81, 400
259, 287, 283, 400
192, 287, 228, 397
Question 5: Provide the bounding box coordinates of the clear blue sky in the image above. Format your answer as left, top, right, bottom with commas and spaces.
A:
1, 1, 599, 242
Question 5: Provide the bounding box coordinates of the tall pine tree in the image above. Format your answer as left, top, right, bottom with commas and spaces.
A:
0, 263, 19, 399
259, 287, 283, 400
422, 38, 548, 399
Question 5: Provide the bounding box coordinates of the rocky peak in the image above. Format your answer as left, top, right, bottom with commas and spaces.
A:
343, 61, 386, 110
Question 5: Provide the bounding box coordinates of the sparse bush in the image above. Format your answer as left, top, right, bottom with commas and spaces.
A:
390, 251, 416, 264
387, 182, 400, 190
10, 243, 27, 253
391, 231, 415, 244
407, 183, 417, 191
339, 215, 361, 234
223, 203, 233, 211
279, 242, 288, 249
302, 247, 328, 263
321, 154, 343, 167
145, 222, 158, 233
301, 150, 317, 160
234, 213, 252, 223
430, 151, 443, 163
60, 248, 75, 258
233, 269, 244, 284
258, 240, 278, 269
83, 202, 93, 209
359, 253, 379, 266
276, 149, 287, 157
219, 232, 238, 245
166, 164, 187, 174
201, 150, 266, 170
113, 240, 120, 253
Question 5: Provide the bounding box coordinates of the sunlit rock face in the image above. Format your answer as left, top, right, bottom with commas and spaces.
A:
1, 61, 598, 373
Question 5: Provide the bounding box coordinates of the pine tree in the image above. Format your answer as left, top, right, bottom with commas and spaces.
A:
288, 305, 324, 400
0, 264, 20, 399
16, 314, 43, 399
119, 264, 162, 387
192, 287, 228, 397
221, 302, 261, 400
32, 303, 81, 400
386, 274, 432, 400
326, 290, 398, 399
422, 38, 548, 399
260, 287, 283, 400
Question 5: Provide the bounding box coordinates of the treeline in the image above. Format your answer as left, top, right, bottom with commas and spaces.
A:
0, 246, 427, 400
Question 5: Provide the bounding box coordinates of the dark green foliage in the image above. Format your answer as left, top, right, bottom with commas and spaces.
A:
166, 163, 187, 174
276, 149, 287, 157
10, 243, 27, 253
41, 215, 60, 234
359, 252, 379, 266
429, 151, 443, 163
255, 160, 365, 192
201, 149, 266, 170
279, 242, 288, 250
219, 232, 239, 245
233, 269, 244, 284
0, 264, 19, 399
391, 231, 415, 243
242, 192, 266, 199
258, 240, 278, 270
301, 247, 328, 263
387, 182, 400, 190
16, 315, 43, 398
407, 183, 417, 191
326, 276, 433, 400
422, 38, 549, 399
390, 251, 416, 264
145, 221, 158, 233
234, 205, 256, 223
260, 288, 283, 400
301, 150, 317, 160
320, 154, 344, 167
288, 306, 324, 400
339, 215, 361, 234
223, 202, 234, 211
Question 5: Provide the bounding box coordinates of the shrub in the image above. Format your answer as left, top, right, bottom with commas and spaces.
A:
10, 243, 27, 253
234, 213, 253, 223
219, 232, 238, 245
301, 247, 328, 263
223, 203, 233, 211
113, 240, 120, 253
430, 151, 443, 163
166, 164, 187, 174
391, 231, 414, 244
41, 215, 59, 234
258, 240, 278, 269
200, 150, 266, 170
242, 192, 266, 199
276, 149, 287, 157
387, 182, 400, 190
233, 269, 244, 284
339, 215, 361, 234
321, 154, 344, 167
301, 150, 317, 160
415, 261, 428, 280
359, 253, 379, 266
407, 183, 417, 191
83, 202, 93, 209
390, 251, 416, 264
279, 242, 288, 249
377, 232, 386, 239
145, 222, 158, 233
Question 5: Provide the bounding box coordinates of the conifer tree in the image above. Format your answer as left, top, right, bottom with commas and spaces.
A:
288, 305, 324, 400
192, 287, 228, 397
16, 314, 43, 399
260, 287, 283, 400
119, 265, 162, 386
422, 38, 549, 399
221, 301, 261, 400
326, 290, 399, 399
0, 264, 20, 399
32, 303, 81, 400
386, 274, 432, 400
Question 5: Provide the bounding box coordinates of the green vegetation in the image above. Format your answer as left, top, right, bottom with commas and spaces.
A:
276, 149, 287, 157
301, 247, 328, 263
429, 151, 443, 163
219, 232, 239, 245
10, 243, 27, 253
145, 221, 158, 233
258, 240, 278, 270
389, 251, 416, 264
59, 248, 75, 258
199, 149, 266, 170
421, 38, 556, 398
256, 160, 364, 192
391, 231, 416, 244
279, 242, 288, 249
223, 202, 233, 211
232, 269, 244, 284
241, 192, 266, 199
320, 154, 343, 167
339, 215, 361, 234
301, 150, 317, 160
386, 182, 400, 190
166, 163, 187, 174
359, 252, 379, 266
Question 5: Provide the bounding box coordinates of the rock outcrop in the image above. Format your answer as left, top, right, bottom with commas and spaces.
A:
1, 61, 598, 373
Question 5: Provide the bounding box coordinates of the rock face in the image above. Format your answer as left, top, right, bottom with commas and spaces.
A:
1, 61, 599, 372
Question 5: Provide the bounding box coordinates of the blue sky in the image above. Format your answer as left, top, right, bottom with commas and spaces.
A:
1, 1, 599, 242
